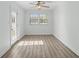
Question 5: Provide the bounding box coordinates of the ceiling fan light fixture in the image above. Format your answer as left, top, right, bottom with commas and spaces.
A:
38, 6, 41, 9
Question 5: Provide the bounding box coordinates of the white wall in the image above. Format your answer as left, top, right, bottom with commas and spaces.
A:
25, 10, 53, 35
0, 2, 25, 57
52, 1, 79, 56
0, 2, 11, 57
15, 3, 25, 40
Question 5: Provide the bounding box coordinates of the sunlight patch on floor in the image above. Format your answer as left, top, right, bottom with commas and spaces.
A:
17, 40, 44, 46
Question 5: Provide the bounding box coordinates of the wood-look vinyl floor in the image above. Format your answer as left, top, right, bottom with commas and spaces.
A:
2, 35, 79, 58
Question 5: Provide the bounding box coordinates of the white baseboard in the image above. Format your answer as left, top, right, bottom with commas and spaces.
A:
17, 33, 25, 40
0, 46, 10, 57
25, 33, 52, 35
0, 33, 25, 57
53, 34, 79, 56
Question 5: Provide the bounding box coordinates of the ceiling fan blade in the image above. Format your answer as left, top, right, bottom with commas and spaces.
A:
38, 1, 45, 4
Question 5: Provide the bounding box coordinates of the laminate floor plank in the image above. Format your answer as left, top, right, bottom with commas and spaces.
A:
2, 35, 79, 58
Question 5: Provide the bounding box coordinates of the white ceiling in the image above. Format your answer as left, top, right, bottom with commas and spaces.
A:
16, 1, 56, 10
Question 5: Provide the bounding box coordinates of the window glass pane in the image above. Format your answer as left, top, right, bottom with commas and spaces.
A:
30, 14, 48, 24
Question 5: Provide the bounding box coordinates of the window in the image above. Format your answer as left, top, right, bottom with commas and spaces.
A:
30, 14, 48, 24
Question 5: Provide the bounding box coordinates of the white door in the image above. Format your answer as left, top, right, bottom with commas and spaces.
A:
11, 12, 17, 45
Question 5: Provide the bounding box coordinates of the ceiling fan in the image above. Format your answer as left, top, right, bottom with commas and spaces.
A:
29, 1, 50, 9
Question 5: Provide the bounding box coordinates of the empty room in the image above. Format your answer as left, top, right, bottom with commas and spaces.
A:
0, 0, 79, 58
